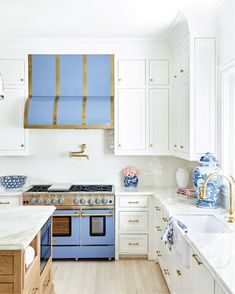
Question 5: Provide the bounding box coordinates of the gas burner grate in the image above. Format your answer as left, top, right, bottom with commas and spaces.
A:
70, 185, 113, 192
26, 185, 51, 192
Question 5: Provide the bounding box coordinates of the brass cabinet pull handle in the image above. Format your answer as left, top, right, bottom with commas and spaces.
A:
128, 242, 139, 246
156, 250, 162, 257
128, 219, 139, 223
162, 217, 168, 223
156, 226, 162, 231
128, 201, 139, 204
163, 269, 170, 275
32, 288, 39, 294
155, 206, 161, 211
0, 202, 10, 204
192, 254, 203, 265
176, 269, 182, 276
43, 279, 50, 287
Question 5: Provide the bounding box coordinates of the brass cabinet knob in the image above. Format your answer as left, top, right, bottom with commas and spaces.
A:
174, 144, 177, 147
156, 250, 162, 257
118, 78, 122, 82
21, 144, 24, 147
156, 225, 162, 231
118, 144, 121, 147
149, 144, 153, 148
20, 78, 24, 82
180, 145, 184, 149
163, 269, 170, 275
176, 269, 182, 276
155, 206, 161, 211
180, 69, 184, 73
150, 78, 154, 82
174, 75, 177, 78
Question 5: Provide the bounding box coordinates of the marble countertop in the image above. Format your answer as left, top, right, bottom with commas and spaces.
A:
0, 206, 55, 250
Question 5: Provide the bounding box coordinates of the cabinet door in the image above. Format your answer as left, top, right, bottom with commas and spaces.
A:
117, 89, 146, 151
118, 60, 146, 85
149, 60, 169, 85
0, 89, 26, 151
0, 59, 25, 85
149, 89, 169, 151
190, 250, 214, 294
214, 282, 226, 294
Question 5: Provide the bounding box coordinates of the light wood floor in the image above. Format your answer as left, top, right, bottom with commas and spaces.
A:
53, 260, 170, 294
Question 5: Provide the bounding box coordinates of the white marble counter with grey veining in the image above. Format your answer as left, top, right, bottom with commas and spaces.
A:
0, 206, 55, 250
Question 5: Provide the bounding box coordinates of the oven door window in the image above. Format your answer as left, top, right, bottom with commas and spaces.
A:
53, 216, 71, 237
90, 216, 106, 236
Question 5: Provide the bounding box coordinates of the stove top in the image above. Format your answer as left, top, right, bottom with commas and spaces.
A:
26, 184, 113, 193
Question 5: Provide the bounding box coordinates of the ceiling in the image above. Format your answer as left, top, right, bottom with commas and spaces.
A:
0, 0, 222, 39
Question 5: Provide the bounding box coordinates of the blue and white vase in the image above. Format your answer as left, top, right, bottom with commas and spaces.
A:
192, 153, 223, 208
124, 176, 138, 188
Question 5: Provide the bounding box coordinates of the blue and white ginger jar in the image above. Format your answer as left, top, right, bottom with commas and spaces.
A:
192, 153, 223, 208
124, 176, 138, 189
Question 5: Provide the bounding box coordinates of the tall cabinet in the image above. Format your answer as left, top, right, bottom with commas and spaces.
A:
115, 59, 170, 155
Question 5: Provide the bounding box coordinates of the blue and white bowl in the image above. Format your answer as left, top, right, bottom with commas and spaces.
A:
0, 175, 27, 189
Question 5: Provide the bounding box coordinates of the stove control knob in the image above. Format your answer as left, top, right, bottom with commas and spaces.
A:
45, 198, 51, 205
95, 198, 101, 204
30, 198, 35, 204
80, 198, 86, 205
52, 198, 57, 205
58, 198, 64, 204
37, 198, 43, 204
73, 197, 79, 205
88, 198, 94, 205
102, 198, 108, 204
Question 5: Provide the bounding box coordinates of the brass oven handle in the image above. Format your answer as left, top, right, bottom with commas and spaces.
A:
53, 213, 81, 217
192, 254, 203, 265
81, 213, 113, 217
0, 202, 10, 204
128, 219, 139, 223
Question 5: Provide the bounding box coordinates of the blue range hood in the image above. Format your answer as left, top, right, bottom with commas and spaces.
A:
24, 54, 114, 129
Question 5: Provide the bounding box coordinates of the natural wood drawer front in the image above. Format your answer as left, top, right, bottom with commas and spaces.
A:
0, 284, 13, 294
0, 197, 21, 206
119, 234, 148, 254
119, 212, 148, 232
119, 196, 148, 208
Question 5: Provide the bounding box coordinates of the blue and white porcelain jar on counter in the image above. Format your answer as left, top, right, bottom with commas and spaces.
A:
122, 166, 139, 189
192, 153, 223, 208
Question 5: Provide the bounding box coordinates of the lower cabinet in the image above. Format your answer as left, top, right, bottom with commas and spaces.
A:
0, 195, 22, 206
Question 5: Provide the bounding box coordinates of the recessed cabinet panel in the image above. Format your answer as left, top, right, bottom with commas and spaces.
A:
117, 89, 146, 150
149, 89, 169, 151
0, 59, 25, 86
118, 60, 146, 85
149, 60, 169, 85
0, 89, 26, 152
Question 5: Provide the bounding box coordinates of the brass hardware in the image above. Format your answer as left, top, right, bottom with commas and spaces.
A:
32, 288, 39, 294
156, 226, 162, 231
163, 269, 170, 275
28, 55, 32, 97
174, 144, 177, 147
70, 143, 89, 159
128, 219, 139, 223
52, 239, 56, 245
180, 145, 184, 149
150, 78, 154, 82
155, 206, 161, 211
176, 269, 182, 276
0, 202, 10, 204
192, 254, 203, 265
199, 172, 235, 223
53, 96, 60, 125
156, 250, 162, 257
43, 279, 50, 287
118, 78, 122, 82
180, 69, 184, 73
149, 144, 153, 148
20, 78, 24, 82
118, 144, 122, 147
21, 144, 24, 147
81, 213, 113, 217
128, 201, 139, 204
174, 75, 177, 78
162, 217, 168, 223
128, 242, 139, 246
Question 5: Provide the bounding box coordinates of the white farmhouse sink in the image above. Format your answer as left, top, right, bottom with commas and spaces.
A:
176, 214, 232, 234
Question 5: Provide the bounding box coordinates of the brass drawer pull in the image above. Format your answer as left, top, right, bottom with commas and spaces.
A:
162, 217, 168, 223
155, 206, 161, 211
156, 250, 162, 257
0, 202, 10, 205
163, 269, 170, 275
128, 219, 139, 223
156, 226, 162, 231
128, 201, 139, 204
192, 254, 203, 265
128, 242, 139, 246
32, 288, 39, 294
43, 279, 50, 287
176, 269, 182, 276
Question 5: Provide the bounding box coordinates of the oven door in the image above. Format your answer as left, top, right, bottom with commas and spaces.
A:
81, 209, 114, 245
52, 210, 80, 245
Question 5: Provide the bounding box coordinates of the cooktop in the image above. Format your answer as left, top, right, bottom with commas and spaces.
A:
26, 184, 113, 193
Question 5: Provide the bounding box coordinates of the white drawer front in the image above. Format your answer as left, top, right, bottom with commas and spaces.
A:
119, 234, 148, 254
0, 197, 21, 206
119, 196, 148, 208
119, 211, 148, 232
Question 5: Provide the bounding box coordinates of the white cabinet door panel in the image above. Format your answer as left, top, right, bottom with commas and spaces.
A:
0, 89, 26, 151
117, 89, 146, 151
118, 60, 146, 85
0, 59, 25, 85
149, 60, 169, 85
119, 196, 148, 208
149, 89, 169, 151
119, 234, 148, 254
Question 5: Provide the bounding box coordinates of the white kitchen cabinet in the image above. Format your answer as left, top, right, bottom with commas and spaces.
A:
149, 89, 169, 152
0, 59, 25, 86
149, 60, 169, 85
0, 88, 28, 155
0, 195, 22, 206
190, 249, 214, 294
117, 60, 146, 85
117, 88, 146, 151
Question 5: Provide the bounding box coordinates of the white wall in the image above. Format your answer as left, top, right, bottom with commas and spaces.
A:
0, 38, 194, 187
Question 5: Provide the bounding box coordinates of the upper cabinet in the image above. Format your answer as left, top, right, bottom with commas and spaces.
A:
149, 60, 169, 85
0, 59, 25, 86
117, 60, 146, 86
115, 58, 170, 155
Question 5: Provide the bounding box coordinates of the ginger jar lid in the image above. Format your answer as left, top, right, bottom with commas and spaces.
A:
199, 152, 217, 165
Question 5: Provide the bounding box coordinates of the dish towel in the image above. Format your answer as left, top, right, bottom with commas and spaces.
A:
162, 217, 188, 251
25, 245, 35, 268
